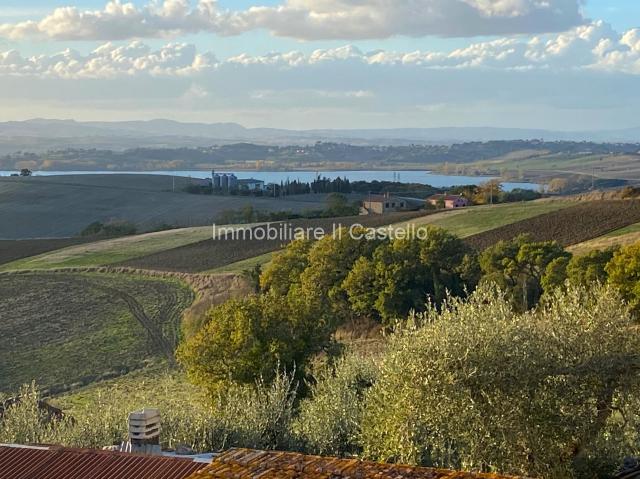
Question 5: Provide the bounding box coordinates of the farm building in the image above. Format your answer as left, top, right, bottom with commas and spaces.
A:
427, 194, 470, 209
237, 178, 266, 191
362, 193, 408, 215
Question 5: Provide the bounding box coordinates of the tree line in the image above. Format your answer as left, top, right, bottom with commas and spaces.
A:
179, 227, 640, 390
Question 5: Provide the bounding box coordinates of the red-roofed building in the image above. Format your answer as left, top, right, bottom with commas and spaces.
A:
427, 194, 470, 209
0, 444, 208, 479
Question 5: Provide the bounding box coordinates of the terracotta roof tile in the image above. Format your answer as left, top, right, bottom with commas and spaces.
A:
0, 444, 208, 479
186, 448, 527, 479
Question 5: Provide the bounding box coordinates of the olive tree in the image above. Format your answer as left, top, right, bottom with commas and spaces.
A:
360, 284, 640, 478
294, 354, 378, 456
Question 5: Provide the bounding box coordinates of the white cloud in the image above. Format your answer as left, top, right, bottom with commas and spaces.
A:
3, 22, 640, 79
1, 22, 639, 130
0, 41, 215, 78
0, 0, 585, 41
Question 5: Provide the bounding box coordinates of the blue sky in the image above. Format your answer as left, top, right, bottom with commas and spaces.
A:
0, 0, 639, 129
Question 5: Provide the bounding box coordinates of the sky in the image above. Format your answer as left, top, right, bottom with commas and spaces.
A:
0, 0, 639, 130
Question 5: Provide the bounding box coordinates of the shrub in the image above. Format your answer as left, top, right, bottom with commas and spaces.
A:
294, 354, 378, 456
80, 220, 137, 237
1, 373, 298, 453
360, 284, 640, 478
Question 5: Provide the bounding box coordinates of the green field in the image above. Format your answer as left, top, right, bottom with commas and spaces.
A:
396, 199, 575, 238
0, 271, 194, 394
208, 251, 277, 273
50, 362, 205, 414
0, 226, 212, 271
2, 201, 577, 273
568, 222, 640, 255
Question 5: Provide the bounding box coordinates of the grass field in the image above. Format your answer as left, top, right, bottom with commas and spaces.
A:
0, 271, 194, 394
50, 362, 205, 413
117, 211, 429, 273
0, 237, 94, 266
450, 151, 640, 182
0, 174, 333, 239
0, 226, 212, 271
207, 251, 277, 273
0, 201, 579, 272
395, 199, 576, 238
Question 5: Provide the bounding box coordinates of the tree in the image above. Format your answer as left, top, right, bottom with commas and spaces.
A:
326, 193, 358, 217
294, 354, 378, 456
242, 264, 263, 294
479, 234, 569, 311
474, 179, 503, 205
177, 292, 331, 390
567, 247, 617, 287
297, 228, 383, 326
548, 178, 569, 194
606, 243, 640, 315
19, 168, 32, 177
361, 284, 640, 478
241, 205, 255, 223
541, 256, 570, 291
260, 239, 313, 296
343, 227, 478, 324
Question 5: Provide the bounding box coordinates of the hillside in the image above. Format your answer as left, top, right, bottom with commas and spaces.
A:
0, 226, 213, 271
568, 223, 640, 255
0, 271, 194, 394
0, 174, 330, 239
464, 200, 640, 250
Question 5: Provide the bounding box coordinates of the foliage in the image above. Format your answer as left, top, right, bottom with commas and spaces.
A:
473, 179, 503, 205
606, 243, 640, 315
360, 284, 640, 478
296, 228, 383, 326
0, 373, 297, 452
242, 263, 263, 293
342, 227, 477, 324
177, 293, 331, 390
260, 239, 313, 296
479, 234, 570, 311
294, 354, 378, 456
541, 256, 570, 291
566, 247, 618, 287
19, 168, 32, 177
80, 220, 137, 237
326, 193, 359, 217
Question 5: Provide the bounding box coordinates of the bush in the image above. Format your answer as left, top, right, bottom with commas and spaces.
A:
1, 373, 298, 453
177, 293, 331, 390
360, 284, 640, 478
294, 354, 378, 456
80, 220, 137, 238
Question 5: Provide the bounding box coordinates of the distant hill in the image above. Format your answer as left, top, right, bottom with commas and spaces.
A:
0, 119, 638, 152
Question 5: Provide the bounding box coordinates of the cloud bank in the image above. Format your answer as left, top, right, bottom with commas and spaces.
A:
0, 0, 586, 41
1, 22, 638, 79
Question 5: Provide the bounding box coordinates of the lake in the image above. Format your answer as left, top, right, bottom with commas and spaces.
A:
0, 170, 540, 191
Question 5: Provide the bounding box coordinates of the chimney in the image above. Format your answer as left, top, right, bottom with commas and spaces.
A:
127, 408, 162, 455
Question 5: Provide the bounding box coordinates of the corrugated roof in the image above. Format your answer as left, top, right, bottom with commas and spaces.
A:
0, 444, 208, 479
186, 448, 526, 479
